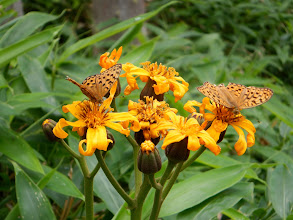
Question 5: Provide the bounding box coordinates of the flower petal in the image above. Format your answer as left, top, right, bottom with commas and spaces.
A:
53, 118, 86, 139
87, 126, 112, 152
78, 139, 96, 156
197, 130, 221, 155
162, 130, 185, 149
105, 121, 130, 136
187, 135, 201, 151
231, 125, 247, 156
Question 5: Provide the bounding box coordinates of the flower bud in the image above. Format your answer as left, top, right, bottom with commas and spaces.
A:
137, 141, 162, 174
106, 130, 115, 151
165, 137, 190, 163
134, 130, 160, 146
140, 79, 164, 102
42, 119, 59, 142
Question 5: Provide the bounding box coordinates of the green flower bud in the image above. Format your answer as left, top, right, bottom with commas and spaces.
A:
42, 119, 59, 142
137, 141, 162, 174
165, 137, 190, 163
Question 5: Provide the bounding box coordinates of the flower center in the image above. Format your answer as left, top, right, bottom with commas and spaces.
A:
215, 105, 242, 123
141, 61, 178, 78
78, 102, 109, 128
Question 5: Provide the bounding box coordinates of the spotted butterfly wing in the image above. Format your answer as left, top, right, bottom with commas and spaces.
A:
66, 63, 122, 103
197, 82, 235, 108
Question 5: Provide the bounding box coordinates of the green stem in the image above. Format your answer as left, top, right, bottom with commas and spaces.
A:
126, 135, 142, 195
148, 174, 162, 190
181, 146, 206, 171
95, 150, 135, 208
162, 162, 184, 200
78, 156, 93, 220
131, 176, 151, 220
89, 151, 106, 179
84, 177, 93, 220
60, 140, 81, 160
149, 161, 176, 220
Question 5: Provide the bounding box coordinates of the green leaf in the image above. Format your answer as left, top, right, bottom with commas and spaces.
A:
158, 164, 250, 217
0, 25, 62, 67
0, 12, 58, 48
18, 54, 58, 107
267, 164, 293, 219
11, 161, 56, 220
263, 96, 293, 128
254, 147, 293, 165
0, 125, 43, 173
4, 204, 20, 220
6, 92, 56, 115
41, 165, 84, 200
178, 182, 253, 220
109, 23, 144, 52
119, 37, 158, 66
58, 1, 178, 63
222, 208, 250, 220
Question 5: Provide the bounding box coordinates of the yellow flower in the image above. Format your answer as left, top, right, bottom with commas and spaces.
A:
156, 111, 220, 155
53, 84, 140, 156
128, 97, 177, 142
120, 62, 189, 102
99, 46, 122, 70
184, 97, 256, 155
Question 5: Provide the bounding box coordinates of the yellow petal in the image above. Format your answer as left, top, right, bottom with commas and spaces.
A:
168, 79, 189, 102
162, 130, 185, 150
108, 112, 140, 132
206, 121, 221, 142
79, 139, 96, 156
187, 135, 201, 151
197, 130, 221, 155
213, 119, 228, 132
184, 100, 201, 113
152, 75, 170, 95
105, 121, 130, 136
247, 133, 255, 147
204, 113, 216, 121
231, 125, 247, 156
87, 126, 112, 152
62, 101, 83, 119
53, 118, 86, 139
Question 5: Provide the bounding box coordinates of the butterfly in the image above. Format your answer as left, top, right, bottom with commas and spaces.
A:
197, 82, 273, 113
66, 64, 122, 103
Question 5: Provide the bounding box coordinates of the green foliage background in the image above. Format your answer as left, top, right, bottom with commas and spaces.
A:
0, 0, 293, 219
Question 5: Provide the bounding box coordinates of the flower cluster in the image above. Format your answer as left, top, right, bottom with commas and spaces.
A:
45, 46, 268, 161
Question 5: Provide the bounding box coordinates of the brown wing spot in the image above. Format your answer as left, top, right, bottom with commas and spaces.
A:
87, 83, 90, 85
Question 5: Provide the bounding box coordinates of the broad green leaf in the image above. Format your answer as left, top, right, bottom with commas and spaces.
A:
119, 37, 158, 66
109, 23, 144, 52
42, 165, 84, 200
6, 92, 55, 114
0, 125, 43, 173
18, 55, 58, 107
264, 96, 293, 128
4, 204, 20, 220
157, 164, 250, 217
222, 208, 250, 220
178, 182, 253, 220
11, 161, 56, 220
254, 147, 293, 165
58, 1, 178, 63
267, 164, 293, 219
196, 150, 264, 183
0, 25, 62, 67
0, 12, 58, 48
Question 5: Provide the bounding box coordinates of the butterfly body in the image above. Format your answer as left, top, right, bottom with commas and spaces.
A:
66, 64, 122, 103
197, 82, 273, 113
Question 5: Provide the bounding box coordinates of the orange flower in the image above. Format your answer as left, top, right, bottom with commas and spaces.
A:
99, 46, 122, 70
156, 112, 220, 155
184, 98, 256, 155
120, 62, 189, 102
53, 83, 140, 156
